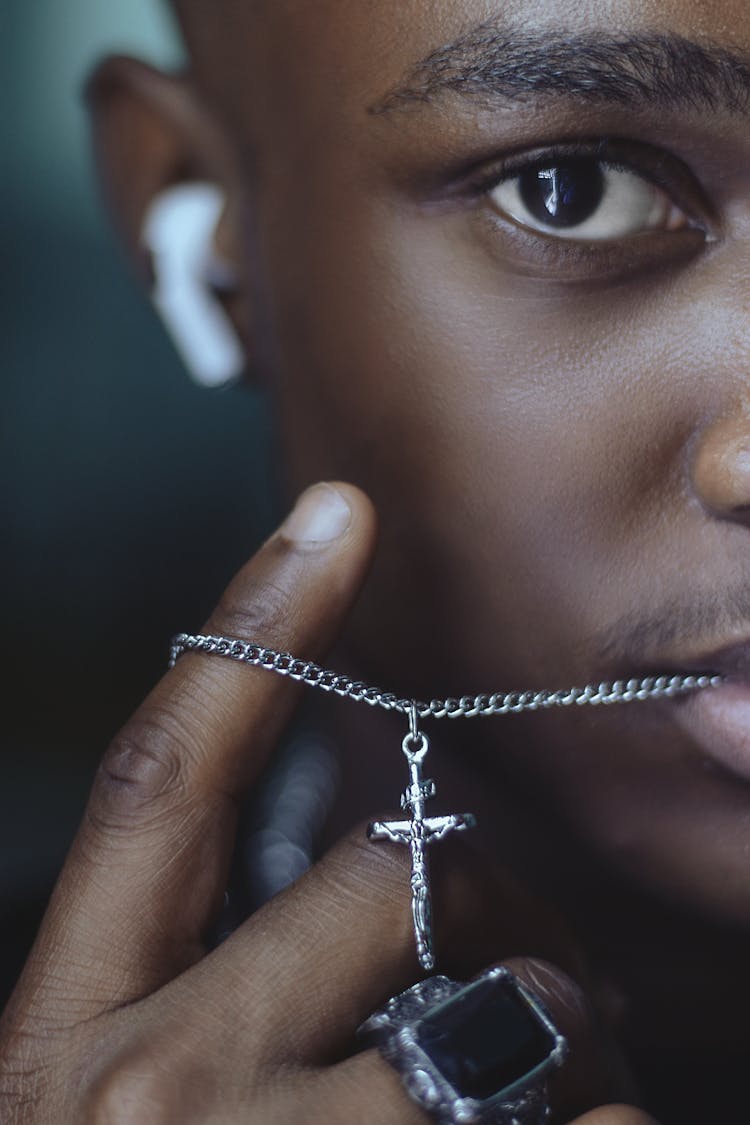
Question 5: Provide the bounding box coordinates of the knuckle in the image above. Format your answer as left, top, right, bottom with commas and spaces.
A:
328, 824, 412, 908
87, 1055, 181, 1125
90, 709, 193, 832
213, 569, 298, 649
304, 825, 414, 954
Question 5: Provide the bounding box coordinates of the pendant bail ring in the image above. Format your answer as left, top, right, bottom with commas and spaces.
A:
409, 700, 420, 741
404, 701, 428, 761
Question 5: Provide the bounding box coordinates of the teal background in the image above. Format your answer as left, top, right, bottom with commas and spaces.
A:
2, 2, 276, 1001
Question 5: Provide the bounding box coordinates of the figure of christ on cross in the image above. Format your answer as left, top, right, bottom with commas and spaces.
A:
367, 732, 476, 971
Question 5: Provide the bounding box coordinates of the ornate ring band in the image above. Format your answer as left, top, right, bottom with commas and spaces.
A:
357, 966, 567, 1124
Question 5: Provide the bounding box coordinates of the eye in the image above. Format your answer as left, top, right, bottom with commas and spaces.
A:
488, 156, 689, 240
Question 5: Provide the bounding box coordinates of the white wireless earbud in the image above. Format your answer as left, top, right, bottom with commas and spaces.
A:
141, 182, 245, 388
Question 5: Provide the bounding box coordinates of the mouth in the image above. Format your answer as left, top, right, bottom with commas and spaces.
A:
653, 636, 750, 783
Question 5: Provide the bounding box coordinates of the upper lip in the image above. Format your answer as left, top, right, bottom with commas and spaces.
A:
645, 634, 750, 682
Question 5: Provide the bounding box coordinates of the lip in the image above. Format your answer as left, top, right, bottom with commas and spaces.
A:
673, 680, 750, 783
658, 634, 750, 681
657, 636, 750, 783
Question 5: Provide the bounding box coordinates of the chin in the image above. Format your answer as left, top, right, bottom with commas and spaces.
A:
519, 703, 750, 929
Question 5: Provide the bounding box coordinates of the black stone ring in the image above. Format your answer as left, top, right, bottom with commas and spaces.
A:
357, 966, 567, 1124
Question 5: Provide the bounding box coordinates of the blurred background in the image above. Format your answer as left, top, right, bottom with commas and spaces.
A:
2, 1, 276, 1004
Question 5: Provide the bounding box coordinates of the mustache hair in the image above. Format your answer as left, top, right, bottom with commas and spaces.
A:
593, 581, 750, 668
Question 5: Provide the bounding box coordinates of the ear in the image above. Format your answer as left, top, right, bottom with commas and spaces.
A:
86, 56, 252, 385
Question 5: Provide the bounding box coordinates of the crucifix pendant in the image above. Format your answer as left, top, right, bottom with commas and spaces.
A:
367, 709, 476, 971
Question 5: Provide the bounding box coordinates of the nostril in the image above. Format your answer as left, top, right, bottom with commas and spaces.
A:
691, 413, 750, 517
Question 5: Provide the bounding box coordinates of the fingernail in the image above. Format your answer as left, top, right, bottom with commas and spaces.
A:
281, 484, 352, 544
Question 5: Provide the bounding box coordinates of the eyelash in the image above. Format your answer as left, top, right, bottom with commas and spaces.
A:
463, 138, 709, 240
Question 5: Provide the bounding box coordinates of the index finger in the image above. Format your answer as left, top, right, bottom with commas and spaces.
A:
14, 482, 377, 1021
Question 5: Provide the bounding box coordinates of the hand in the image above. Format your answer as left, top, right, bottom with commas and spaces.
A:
0, 482, 660, 1123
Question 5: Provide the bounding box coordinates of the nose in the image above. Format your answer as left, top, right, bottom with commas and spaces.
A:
692, 407, 750, 517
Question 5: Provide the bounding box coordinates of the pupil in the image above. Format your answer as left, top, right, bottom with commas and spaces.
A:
519, 159, 605, 228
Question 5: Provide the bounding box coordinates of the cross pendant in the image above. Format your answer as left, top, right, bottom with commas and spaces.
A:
367, 720, 476, 971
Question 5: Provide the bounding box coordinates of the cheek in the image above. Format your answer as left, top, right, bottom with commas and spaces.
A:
258, 197, 706, 684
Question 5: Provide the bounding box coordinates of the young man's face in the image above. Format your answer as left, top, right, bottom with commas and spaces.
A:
164, 0, 750, 923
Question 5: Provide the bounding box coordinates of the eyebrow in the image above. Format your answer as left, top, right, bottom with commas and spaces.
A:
371, 23, 750, 117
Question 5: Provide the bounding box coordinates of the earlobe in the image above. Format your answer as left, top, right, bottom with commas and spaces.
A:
86, 56, 251, 387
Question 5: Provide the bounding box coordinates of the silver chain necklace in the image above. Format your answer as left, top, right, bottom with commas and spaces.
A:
169, 633, 720, 718
170, 632, 721, 970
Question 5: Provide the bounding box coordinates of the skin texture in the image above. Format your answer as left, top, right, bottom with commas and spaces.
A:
169, 0, 750, 931
2, 0, 750, 1120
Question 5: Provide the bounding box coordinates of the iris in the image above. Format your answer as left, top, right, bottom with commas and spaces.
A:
519, 158, 605, 228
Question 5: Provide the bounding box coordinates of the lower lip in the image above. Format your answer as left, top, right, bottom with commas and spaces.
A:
674, 679, 750, 783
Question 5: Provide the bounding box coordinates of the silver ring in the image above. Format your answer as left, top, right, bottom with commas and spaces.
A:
357, 966, 567, 1124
